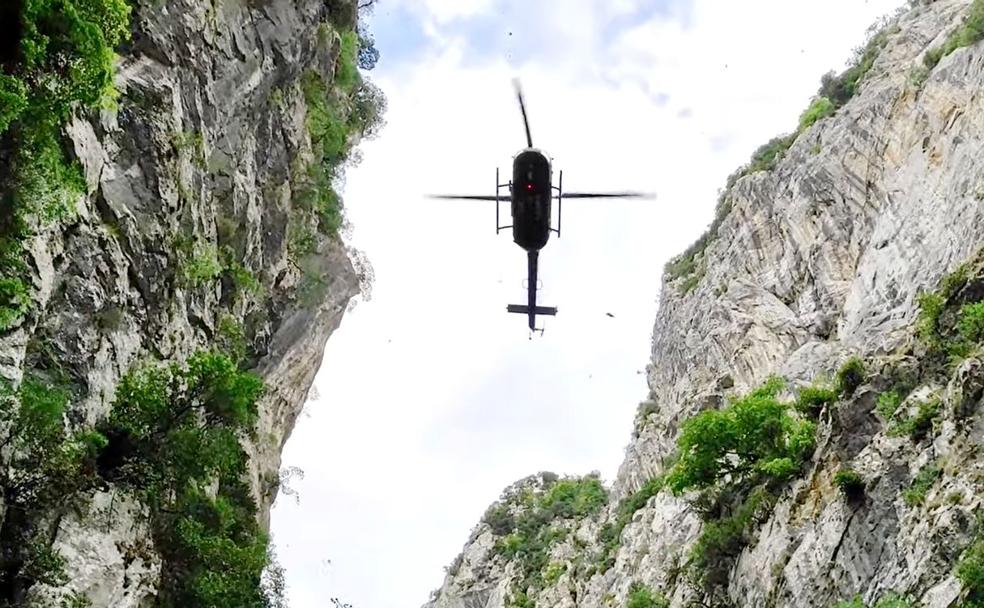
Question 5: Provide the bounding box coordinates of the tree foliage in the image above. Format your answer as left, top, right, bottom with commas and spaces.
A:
665, 376, 815, 495
99, 350, 282, 608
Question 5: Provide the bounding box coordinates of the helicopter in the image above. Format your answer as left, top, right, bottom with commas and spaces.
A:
429, 80, 653, 335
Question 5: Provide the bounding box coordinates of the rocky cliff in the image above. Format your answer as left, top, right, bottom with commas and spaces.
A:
425, 1, 984, 607
0, 0, 379, 605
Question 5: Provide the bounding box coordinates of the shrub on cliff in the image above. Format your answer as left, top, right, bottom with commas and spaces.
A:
665, 376, 815, 495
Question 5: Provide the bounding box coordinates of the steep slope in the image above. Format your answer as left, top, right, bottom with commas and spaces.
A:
426, 1, 984, 607
0, 0, 380, 605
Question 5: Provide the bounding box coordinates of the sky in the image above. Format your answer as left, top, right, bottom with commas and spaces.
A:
269, 1, 907, 606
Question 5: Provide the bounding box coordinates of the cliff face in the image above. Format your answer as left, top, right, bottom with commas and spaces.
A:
426, 1, 984, 607
0, 0, 373, 605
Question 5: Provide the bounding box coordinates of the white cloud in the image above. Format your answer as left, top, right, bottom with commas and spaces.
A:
271, 1, 906, 607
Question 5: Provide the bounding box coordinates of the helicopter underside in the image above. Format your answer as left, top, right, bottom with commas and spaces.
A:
511, 149, 553, 251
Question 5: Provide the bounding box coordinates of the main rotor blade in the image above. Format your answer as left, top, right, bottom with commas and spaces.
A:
426, 194, 501, 201
513, 78, 533, 148
560, 192, 656, 199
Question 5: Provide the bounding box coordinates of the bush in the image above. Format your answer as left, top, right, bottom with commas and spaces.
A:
182, 245, 223, 286
819, 24, 894, 107
836, 357, 866, 396
746, 135, 796, 174
0, 75, 28, 135
349, 79, 387, 140
834, 595, 913, 608
539, 477, 607, 519
834, 468, 865, 500
542, 562, 566, 584
913, 254, 984, 368
889, 398, 941, 440
957, 302, 984, 344
357, 30, 380, 70
875, 391, 903, 420
687, 488, 777, 593
626, 583, 669, 608
796, 384, 838, 416
957, 531, 984, 606
0, 275, 32, 332
925, 0, 984, 69
663, 378, 815, 601
335, 30, 360, 93
798, 97, 835, 131
301, 71, 349, 165
873, 593, 913, 608
665, 376, 815, 494
489, 476, 606, 594
902, 462, 941, 507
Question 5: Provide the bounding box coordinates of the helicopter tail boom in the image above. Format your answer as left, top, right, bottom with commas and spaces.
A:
507, 250, 556, 332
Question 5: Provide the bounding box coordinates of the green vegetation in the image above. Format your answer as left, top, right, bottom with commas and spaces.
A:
796, 383, 838, 417
834, 468, 865, 500
875, 390, 903, 420
834, 595, 913, 608
539, 477, 607, 519
798, 97, 836, 132
0, 0, 132, 332
819, 25, 896, 107
626, 583, 669, 608
217, 315, 249, 364
182, 244, 223, 286
836, 357, 866, 397
923, 0, 984, 69
871, 594, 913, 608
294, 70, 349, 246
542, 562, 566, 585
173, 130, 206, 167
956, 515, 984, 607
336, 31, 361, 92
61, 591, 93, 608
99, 350, 283, 607
746, 135, 797, 174
485, 475, 607, 598
646, 377, 817, 601
292, 27, 386, 253
665, 376, 815, 494
914, 253, 984, 370
888, 397, 941, 440
676, 380, 812, 594
902, 462, 941, 507
687, 487, 777, 592
220, 247, 264, 298
0, 377, 108, 599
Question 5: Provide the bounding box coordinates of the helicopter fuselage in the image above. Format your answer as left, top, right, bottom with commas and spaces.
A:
510, 148, 553, 252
